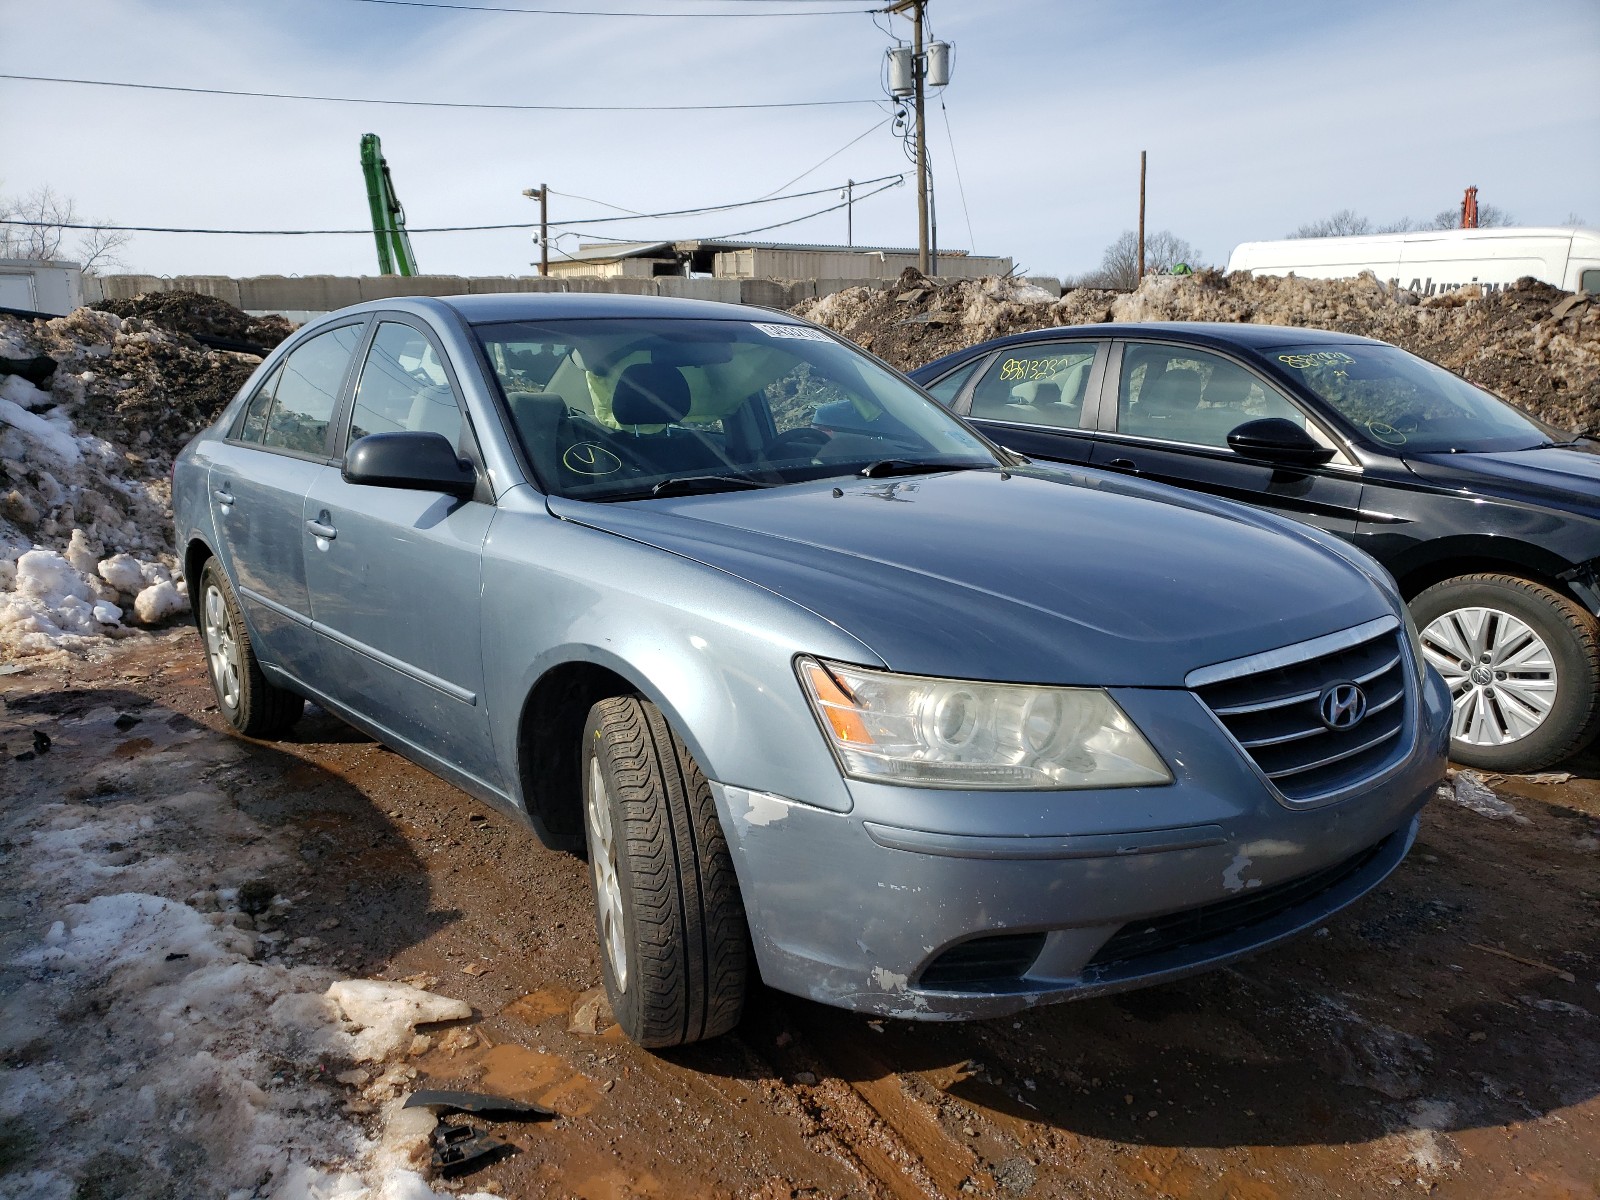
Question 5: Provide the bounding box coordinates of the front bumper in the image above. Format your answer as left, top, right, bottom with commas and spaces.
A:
713, 667, 1451, 1021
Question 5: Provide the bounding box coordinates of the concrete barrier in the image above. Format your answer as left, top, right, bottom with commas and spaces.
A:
90, 271, 905, 318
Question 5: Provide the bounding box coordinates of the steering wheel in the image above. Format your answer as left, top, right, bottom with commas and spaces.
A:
765, 427, 834, 461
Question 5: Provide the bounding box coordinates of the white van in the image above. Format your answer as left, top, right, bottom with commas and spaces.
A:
1226, 227, 1600, 297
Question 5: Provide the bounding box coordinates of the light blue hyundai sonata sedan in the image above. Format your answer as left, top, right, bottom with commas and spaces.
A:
172, 293, 1451, 1047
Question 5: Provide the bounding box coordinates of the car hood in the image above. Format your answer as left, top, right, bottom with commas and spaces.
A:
549, 468, 1393, 687
1404, 443, 1600, 519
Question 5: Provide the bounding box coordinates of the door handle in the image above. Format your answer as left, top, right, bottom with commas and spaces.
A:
305, 519, 337, 540
1106, 458, 1138, 472
213, 488, 235, 505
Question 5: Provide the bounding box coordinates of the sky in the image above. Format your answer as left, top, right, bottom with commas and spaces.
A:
2, 0, 1597, 282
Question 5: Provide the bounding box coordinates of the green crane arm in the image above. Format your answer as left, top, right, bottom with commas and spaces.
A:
359, 133, 418, 277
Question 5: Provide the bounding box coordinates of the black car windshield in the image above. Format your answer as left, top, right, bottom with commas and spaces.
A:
1269, 343, 1559, 453
475, 317, 999, 500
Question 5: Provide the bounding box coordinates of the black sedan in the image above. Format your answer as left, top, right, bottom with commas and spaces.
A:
908, 323, 1600, 772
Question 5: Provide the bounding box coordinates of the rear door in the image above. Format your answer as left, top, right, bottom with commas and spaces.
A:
1087, 340, 1366, 537
301, 317, 501, 789
207, 319, 367, 680
955, 340, 1104, 465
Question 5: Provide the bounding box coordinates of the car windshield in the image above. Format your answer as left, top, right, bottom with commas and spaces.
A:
474, 317, 1000, 500
1268, 343, 1561, 453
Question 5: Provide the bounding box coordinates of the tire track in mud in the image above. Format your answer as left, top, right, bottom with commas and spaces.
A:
744, 999, 995, 1199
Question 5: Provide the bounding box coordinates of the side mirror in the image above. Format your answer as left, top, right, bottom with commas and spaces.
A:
1226, 417, 1337, 468
343, 432, 477, 498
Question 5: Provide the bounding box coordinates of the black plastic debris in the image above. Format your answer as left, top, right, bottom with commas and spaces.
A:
430, 1123, 513, 1177
14, 751, 35, 763
32, 730, 51, 755
113, 713, 142, 731
404, 1089, 556, 1120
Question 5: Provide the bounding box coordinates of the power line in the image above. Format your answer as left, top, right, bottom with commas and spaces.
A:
754, 115, 893, 200
338, 0, 878, 15
940, 98, 975, 252
0, 174, 905, 237
704, 177, 902, 241
0, 73, 880, 112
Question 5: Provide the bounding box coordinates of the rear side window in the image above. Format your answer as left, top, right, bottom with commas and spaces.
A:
259, 324, 364, 455
349, 322, 465, 448
237, 364, 283, 444
969, 343, 1097, 429
1582, 268, 1600, 296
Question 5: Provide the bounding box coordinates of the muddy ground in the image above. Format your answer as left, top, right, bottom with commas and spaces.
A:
4, 631, 1599, 1200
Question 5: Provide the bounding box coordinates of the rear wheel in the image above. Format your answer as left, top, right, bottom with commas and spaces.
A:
199, 560, 304, 739
582, 695, 748, 1048
1412, 573, 1600, 771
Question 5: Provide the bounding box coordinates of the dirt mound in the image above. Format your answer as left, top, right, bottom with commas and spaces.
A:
94, 290, 295, 353
794, 269, 1600, 434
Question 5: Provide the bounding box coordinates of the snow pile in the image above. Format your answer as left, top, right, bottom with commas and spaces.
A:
0, 298, 275, 657
0, 701, 490, 1200
794, 269, 1600, 435
0, 542, 186, 658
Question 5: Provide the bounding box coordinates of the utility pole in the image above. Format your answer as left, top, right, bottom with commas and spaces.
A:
888, 0, 930, 273
521, 184, 549, 277
845, 179, 854, 246
1138, 150, 1147, 282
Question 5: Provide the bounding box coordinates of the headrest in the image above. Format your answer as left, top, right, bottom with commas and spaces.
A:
612, 363, 691, 426
1033, 381, 1061, 406
1202, 373, 1255, 407
1141, 368, 1202, 414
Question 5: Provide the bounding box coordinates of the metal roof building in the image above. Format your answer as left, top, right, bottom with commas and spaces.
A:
547, 238, 1012, 281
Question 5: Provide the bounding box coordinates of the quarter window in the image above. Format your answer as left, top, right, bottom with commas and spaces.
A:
260, 324, 364, 455
967, 344, 1096, 429
923, 357, 984, 407
350, 322, 466, 448
1117, 343, 1308, 449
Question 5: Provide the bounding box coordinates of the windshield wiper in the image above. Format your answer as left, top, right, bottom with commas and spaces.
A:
647, 474, 772, 498
1540, 438, 1592, 449
857, 458, 987, 479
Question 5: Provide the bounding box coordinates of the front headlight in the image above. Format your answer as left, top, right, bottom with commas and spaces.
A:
796, 657, 1171, 790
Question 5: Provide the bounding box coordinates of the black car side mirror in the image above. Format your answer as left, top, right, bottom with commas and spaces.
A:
343, 432, 477, 497
1226, 418, 1337, 468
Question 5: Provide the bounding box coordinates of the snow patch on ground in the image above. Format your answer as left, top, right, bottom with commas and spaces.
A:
0, 541, 186, 658
0, 701, 488, 1199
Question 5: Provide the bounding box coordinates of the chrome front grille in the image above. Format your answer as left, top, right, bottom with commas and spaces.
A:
1188, 616, 1413, 804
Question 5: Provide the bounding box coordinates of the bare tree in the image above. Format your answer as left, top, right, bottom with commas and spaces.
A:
0, 185, 131, 273
1290, 209, 1372, 238
1085, 229, 1203, 289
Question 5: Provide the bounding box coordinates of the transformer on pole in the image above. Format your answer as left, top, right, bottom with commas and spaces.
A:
884, 2, 952, 276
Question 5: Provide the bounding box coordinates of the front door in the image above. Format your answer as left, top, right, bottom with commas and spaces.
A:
1089, 341, 1366, 538
301, 318, 501, 790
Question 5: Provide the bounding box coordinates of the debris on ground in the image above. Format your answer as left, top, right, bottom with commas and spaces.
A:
1441, 768, 1532, 824
93, 290, 294, 356
793, 269, 1600, 434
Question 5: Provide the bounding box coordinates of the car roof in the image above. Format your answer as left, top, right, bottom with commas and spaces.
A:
912, 321, 1389, 377
430, 291, 797, 326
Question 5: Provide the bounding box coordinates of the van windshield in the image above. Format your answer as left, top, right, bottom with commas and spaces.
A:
1268, 343, 1559, 453
475, 317, 999, 500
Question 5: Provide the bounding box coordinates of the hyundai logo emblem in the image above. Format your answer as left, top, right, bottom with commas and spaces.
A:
1318, 681, 1368, 731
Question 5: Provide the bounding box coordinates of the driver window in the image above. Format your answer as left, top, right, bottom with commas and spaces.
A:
1118, 344, 1308, 449
349, 322, 466, 450
967, 344, 1096, 428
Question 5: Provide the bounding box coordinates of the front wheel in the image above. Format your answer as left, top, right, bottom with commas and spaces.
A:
582, 696, 749, 1048
1412, 573, 1600, 771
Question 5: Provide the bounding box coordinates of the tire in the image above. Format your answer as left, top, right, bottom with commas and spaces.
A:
198, 559, 304, 739
582, 696, 748, 1048
1411, 573, 1600, 772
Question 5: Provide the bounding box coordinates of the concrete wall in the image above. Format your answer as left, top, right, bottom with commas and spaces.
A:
88, 272, 905, 319
717, 248, 1013, 281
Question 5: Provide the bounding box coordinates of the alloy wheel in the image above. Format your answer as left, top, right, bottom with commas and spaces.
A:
203, 584, 242, 711
1420, 605, 1557, 746
587, 757, 628, 992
